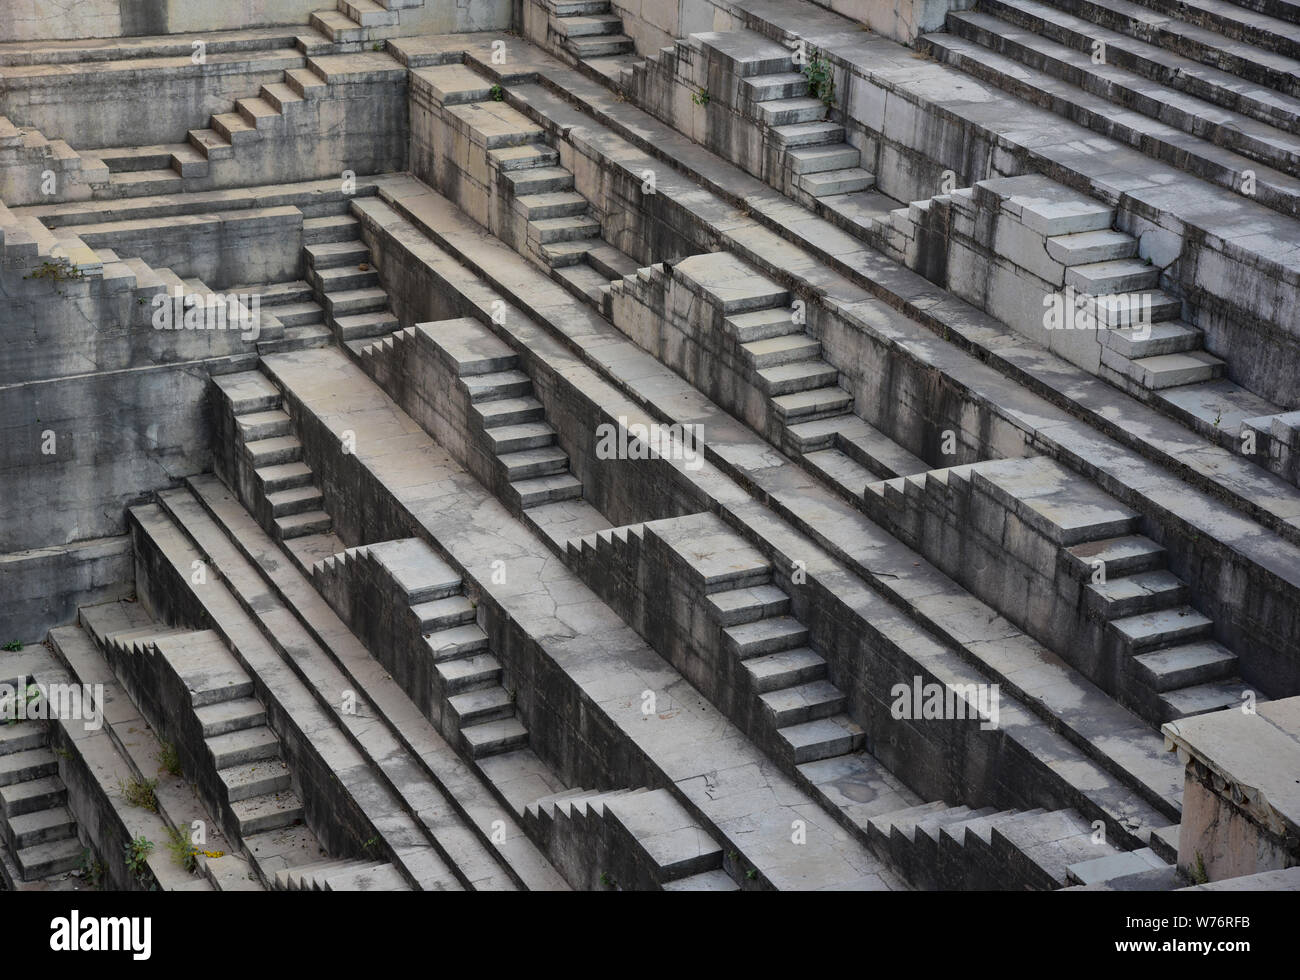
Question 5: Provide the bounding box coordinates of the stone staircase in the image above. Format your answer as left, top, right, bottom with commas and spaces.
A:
522, 785, 734, 890
921, 0, 1300, 219
273, 857, 410, 890
311, 537, 531, 761
309, 0, 427, 45
98, 626, 310, 865
865, 456, 1255, 724
867, 801, 1172, 889
212, 369, 342, 564
0, 666, 83, 883
304, 212, 399, 352
548, 0, 639, 80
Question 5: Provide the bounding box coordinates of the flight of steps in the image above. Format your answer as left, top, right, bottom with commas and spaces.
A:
1239, 409, 1300, 488
704, 570, 864, 770
212, 370, 341, 562
231, 279, 331, 352
303, 215, 399, 352
273, 857, 409, 890
921, 0, 1300, 219
867, 801, 1167, 889
308, 0, 426, 45
97, 627, 309, 867
0, 686, 83, 884
0, 114, 109, 203
865, 458, 1254, 724
522, 786, 734, 891
312, 538, 529, 762
741, 70, 876, 202
549, 0, 639, 81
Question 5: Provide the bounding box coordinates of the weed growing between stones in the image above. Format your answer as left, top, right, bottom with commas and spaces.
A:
490, 84, 505, 101
124, 836, 156, 888
692, 86, 710, 106
157, 740, 182, 777
1, 640, 23, 651
79, 848, 106, 889
119, 775, 159, 812
23, 258, 84, 285
802, 49, 835, 107
166, 826, 198, 873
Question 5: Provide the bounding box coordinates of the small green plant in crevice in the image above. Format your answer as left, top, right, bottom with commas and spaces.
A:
52, 745, 73, 761
157, 740, 182, 777
1213, 407, 1223, 429
166, 826, 198, 874
2, 640, 22, 652
801, 48, 835, 108
23, 258, 85, 285
362, 836, 380, 853
745, 868, 758, 881
1190, 851, 1209, 885
489, 83, 504, 101
599, 870, 617, 888
691, 86, 710, 106
119, 775, 159, 813
371, 41, 385, 51
124, 836, 156, 888
80, 849, 107, 889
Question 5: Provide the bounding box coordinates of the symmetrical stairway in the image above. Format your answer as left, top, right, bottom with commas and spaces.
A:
304, 214, 400, 351
213, 369, 342, 565
273, 857, 409, 890
0, 687, 82, 884
522, 786, 734, 890
921, 0, 1300, 219
549, 0, 639, 80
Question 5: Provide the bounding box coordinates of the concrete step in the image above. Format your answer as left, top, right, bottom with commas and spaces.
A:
306, 240, 370, 268
771, 121, 845, 148
1109, 349, 1227, 389
255, 461, 314, 493
0, 776, 66, 819
245, 435, 302, 467
207, 725, 281, 769
413, 595, 476, 631
742, 646, 828, 694
335, 310, 399, 341
723, 306, 801, 342
741, 333, 821, 368
554, 13, 624, 37
722, 616, 810, 659
1112, 606, 1215, 654
448, 686, 515, 726
425, 623, 490, 661
232, 788, 304, 836
8, 805, 76, 850
465, 369, 533, 402
218, 760, 291, 803
771, 386, 854, 422
758, 679, 846, 726
236, 408, 292, 442
487, 421, 557, 454
274, 510, 332, 539
1063, 534, 1166, 579
510, 472, 584, 508
1065, 257, 1162, 293
785, 143, 862, 176
324, 286, 388, 317
565, 33, 635, 58
777, 714, 866, 765
757, 97, 828, 126
529, 214, 601, 245
743, 72, 811, 102
1159, 678, 1256, 720
802, 447, 877, 497
1084, 569, 1188, 619
266, 484, 324, 518
0, 748, 57, 788
1065, 846, 1170, 887
214, 370, 282, 413
194, 697, 268, 738
436, 653, 503, 695
498, 445, 571, 480
1101, 320, 1203, 359
489, 143, 560, 171
756, 359, 840, 396
16, 836, 82, 879
796, 167, 875, 197
462, 717, 529, 759
474, 396, 545, 428
705, 584, 791, 627
1131, 640, 1238, 692
505, 165, 576, 195
314, 265, 380, 292
0, 722, 48, 758
516, 191, 590, 220
302, 214, 360, 244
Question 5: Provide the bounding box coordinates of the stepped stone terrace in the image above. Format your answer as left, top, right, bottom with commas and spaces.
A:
0, 0, 1297, 893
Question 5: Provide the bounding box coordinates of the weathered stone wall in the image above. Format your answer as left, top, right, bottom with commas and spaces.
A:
0, 537, 133, 646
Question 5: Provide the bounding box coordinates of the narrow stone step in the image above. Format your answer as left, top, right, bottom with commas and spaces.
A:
511, 472, 584, 508
516, 191, 590, 220
255, 461, 314, 493
1085, 569, 1188, 619
275, 510, 331, 540
464, 369, 533, 402
0, 722, 48, 757
1063, 534, 1165, 579
324, 286, 388, 317
448, 686, 515, 726
473, 396, 545, 428
1125, 350, 1227, 389
207, 726, 280, 769
797, 167, 875, 196
334, 310, 399, 341
1160, 678, 1256, 720
1101, 320, 1203, 359
0, 777, 66, 819
1045, 228, 1138, 265
194, 697, 268, 738
1112, 606, 1214, 654
565, 33, 634, 57
266, 484, 324, 518
529, 214, 601, 245
757, 97, 828, 126
741, 333, 821, 368
743, 647, 827, 694
498, 445, 571, 480
425, 623, 490, 661
462, 717, 529, 759
315, 265, 380, 291
1065, 257, 1161, 293
802, 448, 877, 497
436, 653, 503, 695
302, 215, 359, 244
489, 143, 560, 171
232, 788, 304, 836
504, 165, 575, 195
0, 747, 57, 787
1132, 641, 1238, 692
306, 240, 370, 268
771, 121, 845, 148
555, 13, 624, 37
785, 143, 860, 174
724, 307, 800, 342
705, 584, 791, 627
17, 836, 82, 879
8, 805, 76, 849
722, 616, 810, 659
412, 595, 476, 631
771, 386, 854, 422
758, 679, 846, 726
245, 435, 302, 467
776, 714, 865, 765
218, 760, 291, 803
487, 421, 557, 454
756, 359, 840, 396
